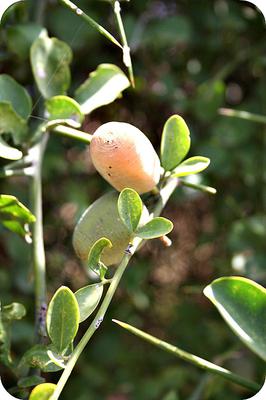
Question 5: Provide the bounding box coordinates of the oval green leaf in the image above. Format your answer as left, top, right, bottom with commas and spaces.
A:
74, 64, 130, 114
160, 115, 191, 171
46, 286, 80, 354
0, 194, 36, 240
0, 102, 28, 145
18, 344, 63, 373
2, 302, 26, 321
136, 217, 173, 239
45, 95, 84, 124
118, 188, 143, 233
0, 0, 23, 23
75, 283, 104, 323
0, 74, 32, 120
0, 137, 22, 160
29, 383, 56, 400
18, 376, 45, 389
31, 34, 72, 99
204, 277, 266, 361
171, 156, 210, 177
7, 24, 47, 59
87, 237, 112, 278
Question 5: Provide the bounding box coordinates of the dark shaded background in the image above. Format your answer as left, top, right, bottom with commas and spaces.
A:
0, 0, 265, 399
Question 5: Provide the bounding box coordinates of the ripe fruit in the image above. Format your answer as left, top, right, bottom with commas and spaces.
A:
90, 122, 161, 194
73, 191, 149, 266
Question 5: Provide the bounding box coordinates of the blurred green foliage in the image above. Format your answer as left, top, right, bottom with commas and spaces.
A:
0, 0, 265, 399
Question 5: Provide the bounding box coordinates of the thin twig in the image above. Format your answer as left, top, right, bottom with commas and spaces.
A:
59, 0, 122, 49
112, 320, 260, 392
112, 0, 135, 87
219, 108, 266, 124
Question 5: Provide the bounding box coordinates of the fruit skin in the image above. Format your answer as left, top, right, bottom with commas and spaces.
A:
73, 191, 149, 266
90, 122, 161, 194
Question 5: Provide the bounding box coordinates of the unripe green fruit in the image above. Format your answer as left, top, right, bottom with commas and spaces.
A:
90, 122, 161, 194
73, 191, 149, 266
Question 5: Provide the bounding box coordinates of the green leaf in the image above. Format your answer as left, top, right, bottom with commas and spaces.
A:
7, 23, 47, 59
0, 102, 28, 146
204, 277, 266, 361
2, 302, 26, 321
18, 376, 45, 389
0, 74, 32, 120
171, 156, 210, 177
74, 64, 130, 114
136, 217, 173, 239
0, 302, 26, 368
18, 344, 63, 373
46, 286, 80, 354
118, 188, 143, 233
0, 0, 23, 23
31, 34, 72, 99
29, 383, 56, 400
45, 95, 84, 125
75, 283, 104, 323
87, 237, 112, 279
0, 194, 35, 241
160, 115, 191, 171
0, 136, 22, 160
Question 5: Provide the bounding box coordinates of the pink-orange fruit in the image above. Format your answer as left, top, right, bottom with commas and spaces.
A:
90, 122, 161, 194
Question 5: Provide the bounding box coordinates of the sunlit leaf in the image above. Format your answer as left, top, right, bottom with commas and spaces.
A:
0, 195, 35, 241
29, 383, 56, 400
2, 302, 26, 322
204, 276, 266, 361
87, 237, 111, 279
31, 33, 72, 99
0, 137, 22, 160
136, 217, 173, 239
118, 188, 142, 233
171, 156, 210, 177
46, 286, 80, 354
160, 115, 191, 171
75, 64, 130, 114
75, 283, 104, 323
45, 95, 84, 124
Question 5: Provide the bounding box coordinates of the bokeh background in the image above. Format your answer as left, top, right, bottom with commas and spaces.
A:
0, 0, 265, 399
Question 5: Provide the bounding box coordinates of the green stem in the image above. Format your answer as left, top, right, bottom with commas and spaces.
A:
52, 125, 92, 144
180, 179, 217, 195
112, 0, 135, 87
59, 0, 122, 49
30, 134, 48, 340
219, 108, 266, 124
112, 320, 260, 392
49, 178, 178, 400
34, 0, 46, 25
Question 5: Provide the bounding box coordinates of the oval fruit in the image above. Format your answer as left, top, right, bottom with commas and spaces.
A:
73, 191, 149, 266
90, 122, 161, 194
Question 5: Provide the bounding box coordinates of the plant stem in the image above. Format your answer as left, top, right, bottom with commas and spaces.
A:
34, 0, 46, 25
112, 320, 260, 392
180, 179, 217, 195
59, 0, 122, 49
112, 0, 135, 87
219, 108, 266, 124
50, 178, 178, 400
30, 134, 48, 341
52, 125, 92, 144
